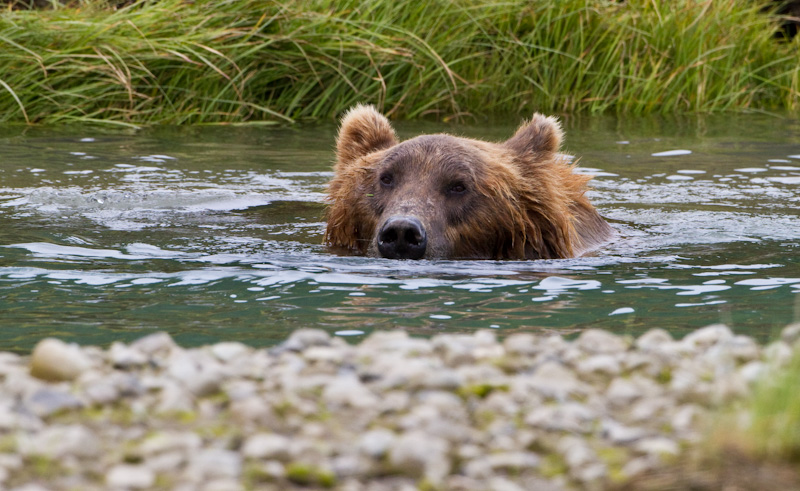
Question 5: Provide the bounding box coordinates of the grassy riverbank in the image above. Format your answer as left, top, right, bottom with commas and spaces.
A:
1, 0, 798, 126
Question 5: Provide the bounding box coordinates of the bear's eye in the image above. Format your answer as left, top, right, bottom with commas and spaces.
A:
447, 182, 467, 195
379, 173, 394, 187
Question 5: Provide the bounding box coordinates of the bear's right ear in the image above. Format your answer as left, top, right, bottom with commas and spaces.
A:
336, 104, 397, 166
503, 113, 563, 161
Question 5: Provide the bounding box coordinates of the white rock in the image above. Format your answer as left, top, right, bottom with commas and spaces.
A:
629, 397, 673, 423
575, 329, 628, 354
621, 456, 656, 479
106, 464, 155, 489
241, 433, 291, 461
576, 354, 621, 379
130, 332, 177, 357
18, 424, 100, 459
24, 388, 83, 417
557, 436, 598, 470
304, 346, 346, 364
738, 361, 764, 385
200, 478, 245, 491
29, 338, 91, 382
635, 329, 673, 350
281, 328, 331, 351
503, 333, 542, 355
486, 451, 540, 471
635, 437, 680, 457
186, 449, 242, 480
323, 374, 378, 408
487, 476, 526, 491
138, 431, 202, 456
167, 351, 223, 396
332, 453, 372, 477
156, 380, 195, 413
144, 451, 185, 473
525, 402, 596, 433
602, 419, 649, 444
764, 341, 794, 368
358, 429, 397, 458
210, 342, 251, 363
109, 342, 148, 368
681, 324, 733, 351
671, 404, 703, 435
605, 378, 643, 406
389, 431, 450, 483
526, 361, 584, 401
781, 322, 800, 345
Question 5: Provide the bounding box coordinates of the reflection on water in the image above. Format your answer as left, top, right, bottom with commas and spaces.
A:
0, 115, 799, 350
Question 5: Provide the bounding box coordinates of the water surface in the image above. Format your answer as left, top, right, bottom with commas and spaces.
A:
1, 115, 798, 351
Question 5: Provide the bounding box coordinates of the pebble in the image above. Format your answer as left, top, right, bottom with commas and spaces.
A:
241, 433, 292, 460
0, 323, 794, 489
29, 338, 91, 382
106, 464, 155, 489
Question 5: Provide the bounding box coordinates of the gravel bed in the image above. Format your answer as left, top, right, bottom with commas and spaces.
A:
2, 323, 799, 490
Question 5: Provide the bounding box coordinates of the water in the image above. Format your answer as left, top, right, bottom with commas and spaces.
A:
1, 115, 799, 351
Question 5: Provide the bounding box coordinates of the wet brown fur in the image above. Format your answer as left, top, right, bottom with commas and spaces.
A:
325, 104, 614, 260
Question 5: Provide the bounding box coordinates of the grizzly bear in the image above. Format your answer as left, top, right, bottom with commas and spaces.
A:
324, 104, 613, 260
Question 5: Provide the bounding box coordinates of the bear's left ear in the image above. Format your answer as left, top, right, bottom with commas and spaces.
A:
336, 104, 398, 166
503, 113, 563, 160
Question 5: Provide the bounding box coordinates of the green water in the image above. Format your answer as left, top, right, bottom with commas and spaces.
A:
1, 115, 799, 351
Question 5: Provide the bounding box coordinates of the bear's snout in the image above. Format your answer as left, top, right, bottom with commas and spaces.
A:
377, 216, 427, 260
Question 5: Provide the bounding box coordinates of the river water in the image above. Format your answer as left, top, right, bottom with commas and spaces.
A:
0, 115, 798, 351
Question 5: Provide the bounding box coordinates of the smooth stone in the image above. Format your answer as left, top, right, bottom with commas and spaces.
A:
130, 331, 177, 357
18, 424, 100, 459
106, 464, 155, 489
323, 374, 379, 408
634, 437, 680, 457
109, 342, 148, 368
138, 431, 202, 456
576, 354, 621, 379
635, 328, 673, 350
781, 322, 800, 345
29, 338, 92, 382
241, 433, 292, 461
575, 329, 629, 354
681, 324, 733, 351
186, 449, 242, 479
503, 333, 542, 355
485, 451, 540, 471
358, 429, 397, 458
602, 419, 649, 444
210, 342, 251, 363
24, 388, 83, 417
279, 328, 331, 352
525, 402, 596, 433
389, 431, 450, 482
526, 361, 584, 400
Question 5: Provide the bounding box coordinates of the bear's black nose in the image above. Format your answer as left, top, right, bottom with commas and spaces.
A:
377, 216, 427, 259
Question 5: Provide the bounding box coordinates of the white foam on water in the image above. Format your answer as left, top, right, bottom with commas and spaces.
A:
609, 307, 634, 315
651, 150, 692, 157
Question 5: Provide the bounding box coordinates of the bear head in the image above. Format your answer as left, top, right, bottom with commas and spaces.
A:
325, 104, 609, 260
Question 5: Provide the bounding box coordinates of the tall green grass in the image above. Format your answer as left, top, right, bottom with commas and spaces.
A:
0, 0, 798, 125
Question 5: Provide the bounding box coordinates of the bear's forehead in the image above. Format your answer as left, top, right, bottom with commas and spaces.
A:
382, 134, 490, 170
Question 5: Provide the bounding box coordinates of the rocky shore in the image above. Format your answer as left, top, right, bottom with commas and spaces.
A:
1, 323, 798, 490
